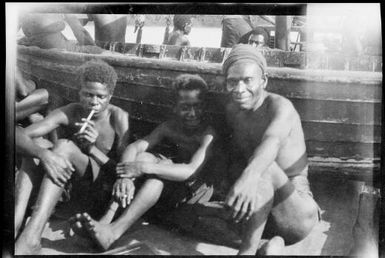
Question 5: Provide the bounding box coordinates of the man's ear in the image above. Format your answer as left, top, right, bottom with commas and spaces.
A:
262, 73, 268, 89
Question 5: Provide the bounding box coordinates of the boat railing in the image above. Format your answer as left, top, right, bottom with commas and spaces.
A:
95, 41, 382, 72
16, 44, 382, 181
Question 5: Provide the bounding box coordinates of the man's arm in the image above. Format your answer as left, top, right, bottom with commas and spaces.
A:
16, 126, 51, 158
17, 109, 74, 187
24, 107, 68, 138
63, 14, 95, 46
118, 128, 215, 182
144, 133, 213, 181
120, 122, 167, 162
225, 97, 296, 222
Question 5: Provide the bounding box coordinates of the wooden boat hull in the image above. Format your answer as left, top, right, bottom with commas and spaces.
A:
16, 45, 382, 179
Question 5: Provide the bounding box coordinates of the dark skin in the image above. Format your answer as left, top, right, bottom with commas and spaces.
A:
14, 81, 129, 255
88, 14, 128, 44
224, 61, 318, 255
166, 22, 192, 46
70, 88, 226, 251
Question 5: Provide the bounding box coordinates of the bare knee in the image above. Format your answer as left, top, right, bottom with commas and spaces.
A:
52, 139, 79, 159
135, 152, 159, 163
34, 88, 49, 105
247, 179, 275, 217
281, 201, 319, 245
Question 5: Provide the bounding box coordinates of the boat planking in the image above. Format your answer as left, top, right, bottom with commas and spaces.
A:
16, 43, 382, 180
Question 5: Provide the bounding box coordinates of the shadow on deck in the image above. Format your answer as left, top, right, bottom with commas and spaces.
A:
39, 175, 369, 255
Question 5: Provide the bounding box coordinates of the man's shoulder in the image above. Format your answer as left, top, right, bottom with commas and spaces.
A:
267, 93, 293, 108
266, 93, 299, 117
109, 104, 128, 115
55, 102, 80, 115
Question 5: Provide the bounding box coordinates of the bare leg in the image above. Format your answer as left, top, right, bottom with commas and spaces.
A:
238, 177, 274, 255
237, 162, 318, 255
257, 236, 285, 255
15, 175, 64, 255
15, 139, 90, 254
14, 158, 43, 239
69, 201, 119, 238
80, 177, 164, 250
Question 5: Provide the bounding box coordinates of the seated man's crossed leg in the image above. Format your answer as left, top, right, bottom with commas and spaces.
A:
70, 152, 168, 250
226, 161, 319, 255
15, 139, 105, 254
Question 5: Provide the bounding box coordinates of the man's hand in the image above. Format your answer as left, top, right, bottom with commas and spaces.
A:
116, 161, 145, 179
39, 149, 75, 188
112, 178, 135, 208
74, 119, 99, 153
225, 176, 258, 223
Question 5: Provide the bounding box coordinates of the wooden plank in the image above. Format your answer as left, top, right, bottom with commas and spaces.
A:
19, 57, 381, 105
21, 67, 381, 142
16, 46, 382, 164
306, 140, 379, 160
267, 80, 381, 102
291, 98, 381, 125
96, 41, 382, 71
17, 46, 383, 84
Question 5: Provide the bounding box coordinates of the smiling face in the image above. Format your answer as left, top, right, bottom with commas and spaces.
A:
175, 89, 204, 129
226, 62, 267, 110
79, 81, 112, 115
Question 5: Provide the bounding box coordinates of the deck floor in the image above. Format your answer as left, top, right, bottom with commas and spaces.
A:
38, 176, 367, 255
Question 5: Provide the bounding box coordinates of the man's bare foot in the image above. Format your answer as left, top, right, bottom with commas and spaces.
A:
15, 235, 42, 255
257, 236, 285, 255
79, 212, 117, 251
68, 213, 90, 238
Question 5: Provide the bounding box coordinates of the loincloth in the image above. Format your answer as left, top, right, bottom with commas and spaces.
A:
54, 157, 116, 220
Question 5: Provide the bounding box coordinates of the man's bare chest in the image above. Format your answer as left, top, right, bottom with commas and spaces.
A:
166, 132, 201, 160
231, 112, 270, 154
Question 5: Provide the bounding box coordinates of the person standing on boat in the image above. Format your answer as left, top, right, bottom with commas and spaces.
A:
222, 44, 320, 255
165, 15, 193, 46
86, 14, 128, 47
220, 15, 253, 48
14, 60, 130, 254
68, 74, 228, 251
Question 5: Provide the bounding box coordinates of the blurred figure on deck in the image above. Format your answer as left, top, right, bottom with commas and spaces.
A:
166, 15, 193, 46
220, 15, 253, 48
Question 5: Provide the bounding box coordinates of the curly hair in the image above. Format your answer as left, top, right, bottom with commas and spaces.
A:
77, 59, 118, 93
173, 15, 193, 31
173, 74, 208, 102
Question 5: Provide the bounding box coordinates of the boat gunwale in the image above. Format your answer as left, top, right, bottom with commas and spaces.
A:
17, 45, 383, 84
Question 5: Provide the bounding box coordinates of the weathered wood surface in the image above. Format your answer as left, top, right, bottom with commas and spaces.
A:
93, 42, 382, 72
17, 45, 382, 178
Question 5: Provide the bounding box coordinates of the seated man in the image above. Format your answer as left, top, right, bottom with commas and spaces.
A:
166, 15, 193, 46
70, 74, 226, 251
221, 44, 319, 255
239, 27, 271, 50
14, 60, 129, 255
